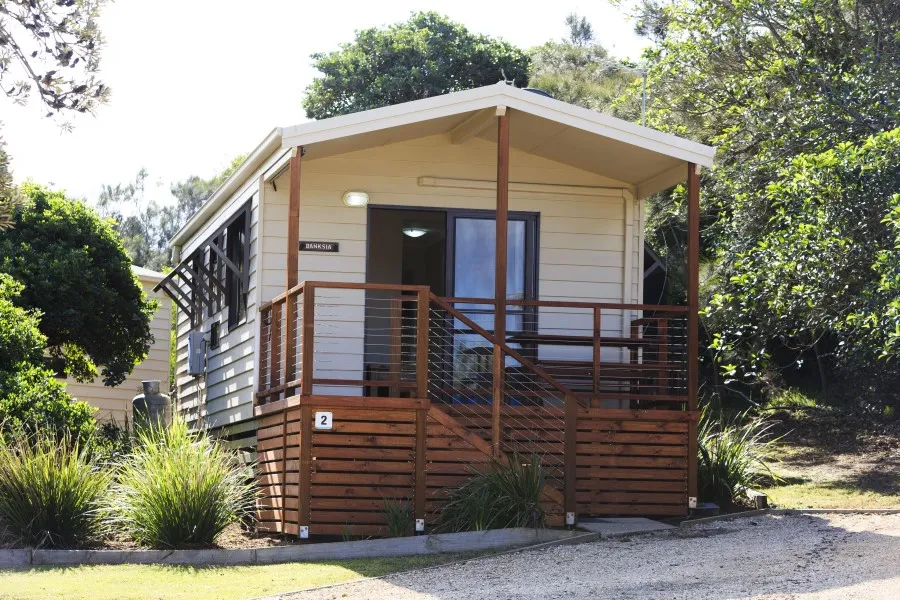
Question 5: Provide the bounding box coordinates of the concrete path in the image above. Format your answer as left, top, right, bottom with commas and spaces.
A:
576, 517, 674, 537
273, 513, 900, 600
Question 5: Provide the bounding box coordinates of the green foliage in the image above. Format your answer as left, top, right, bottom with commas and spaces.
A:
0, 183, 155, 386
529, 13, 638, 111
618, 0, 900, 395
0, 272, 96, 445
302, 12, 530, 120
438, 455, 545, 532
766, 389, 817, 412
0, 274, 45, 375
706, 129, 900, 377
97, 156, 247, 271
108, 419, 255, 548
697, 407, 781, 506
91, 418, 133, 466
0, 135, 22, 231
0, 0, 110, 115
0, 364, 97, 444
382, 498, 414, 537
0, 434, 111, 548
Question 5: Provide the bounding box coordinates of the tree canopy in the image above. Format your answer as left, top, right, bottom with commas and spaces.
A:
0, 0, 110, 115
0, 136, 18, 231
528, 13, 638, 112
0, 273, 95, 442
0, 274, 44, 375
0, 184, 155, 386
97, 155, 246, 271
302, 12, 530, 120
622, 0, 900, 398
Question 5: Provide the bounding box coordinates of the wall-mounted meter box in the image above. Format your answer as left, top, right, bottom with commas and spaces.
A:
187, 331, 206, 376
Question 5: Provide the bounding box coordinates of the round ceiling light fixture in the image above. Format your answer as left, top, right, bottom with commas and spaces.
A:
402, 227, 428, 238
342, 191, 369, 207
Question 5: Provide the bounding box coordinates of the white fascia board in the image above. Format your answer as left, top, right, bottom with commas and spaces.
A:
169, 128, 282, 247
280, 82, 716, 167
498, 86, 716, 167
281, 86, 503, 149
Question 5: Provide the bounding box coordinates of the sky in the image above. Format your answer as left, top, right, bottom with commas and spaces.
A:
1, 0, 649, 205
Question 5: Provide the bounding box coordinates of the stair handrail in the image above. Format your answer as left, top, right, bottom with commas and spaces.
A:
429, 293, 578, 402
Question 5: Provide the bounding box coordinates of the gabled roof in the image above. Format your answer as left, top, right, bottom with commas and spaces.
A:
171, 83, 715, 247
281, 82, 714, 169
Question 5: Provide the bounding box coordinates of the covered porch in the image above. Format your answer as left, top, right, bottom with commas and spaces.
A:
253, 83, 712, 537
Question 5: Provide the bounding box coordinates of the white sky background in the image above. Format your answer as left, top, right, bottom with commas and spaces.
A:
1, 0, 648, 204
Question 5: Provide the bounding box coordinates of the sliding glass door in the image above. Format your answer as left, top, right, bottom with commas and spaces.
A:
446, 212, 537, 400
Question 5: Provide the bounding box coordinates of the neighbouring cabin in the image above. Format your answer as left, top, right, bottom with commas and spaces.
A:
62, 266, 172, 424
156, 83, 714, 536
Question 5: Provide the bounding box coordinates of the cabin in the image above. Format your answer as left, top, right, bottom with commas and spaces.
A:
156, 83, 713, 537
63, 265, 171, 424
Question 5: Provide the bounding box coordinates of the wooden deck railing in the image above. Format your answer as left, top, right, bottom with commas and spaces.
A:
257, 282, 690, 410
433, 296, 690, 410
256, 281, 694, 526
256, 282, 431, 405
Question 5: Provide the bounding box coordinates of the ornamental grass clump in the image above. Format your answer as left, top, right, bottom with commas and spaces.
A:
438, 454, 546, 533
698, 406, 782, 507
0, 434, 110, 548
109, 419, 255, 548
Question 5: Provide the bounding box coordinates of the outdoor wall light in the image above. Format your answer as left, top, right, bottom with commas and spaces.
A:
342, 191, 369, 207
402, 227, 428, 238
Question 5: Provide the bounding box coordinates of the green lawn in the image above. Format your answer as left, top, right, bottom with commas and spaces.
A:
763, 480, 900, 509
759, 437, 900, 510
0, 554, 479, 600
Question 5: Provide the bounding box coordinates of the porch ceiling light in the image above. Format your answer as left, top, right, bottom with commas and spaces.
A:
342, 191, 369, 207
402, 227, 428, 238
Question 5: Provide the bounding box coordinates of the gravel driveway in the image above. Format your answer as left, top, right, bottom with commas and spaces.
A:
279, 513, 900, 599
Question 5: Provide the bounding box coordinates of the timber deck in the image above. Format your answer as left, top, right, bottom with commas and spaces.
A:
253, 281, 697, 538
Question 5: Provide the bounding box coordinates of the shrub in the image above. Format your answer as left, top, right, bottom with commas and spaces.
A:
0, 364, 97, 444
382, 497, 414, 537
91, 418, 132, 466
108, 419, 255, 548
698, 407, 782, 506
438, 455, 546, 533
0, 434, 111, 548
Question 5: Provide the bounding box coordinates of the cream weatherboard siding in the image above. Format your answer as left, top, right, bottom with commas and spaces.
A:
172, 132, 646, 427
172, 147, 291, 430
64, 269, 171, 424
258, 133, 644, 401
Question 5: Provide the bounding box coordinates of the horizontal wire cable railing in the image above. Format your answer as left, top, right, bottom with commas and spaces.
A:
437, 297, 689, 410
257, 284, 688, 415
256, 282, 429, 402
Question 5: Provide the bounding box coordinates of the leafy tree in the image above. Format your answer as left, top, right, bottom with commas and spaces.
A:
0, 183, 155, 386
0, 273, 96, 443
616, 0, 900, 396
528, 13, 638, 111
0, 134, 19, 231
0, 0, 110, 115
97, 155, 246, 270
302, 12, 530, 119
707, 129, 900, 381
0, 273, 43, 375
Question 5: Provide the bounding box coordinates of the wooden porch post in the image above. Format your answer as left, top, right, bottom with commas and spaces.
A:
493, 107, 509, 459
687, 162, 700, 509
285, 147, 302, 397
287, 147, 302, 288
